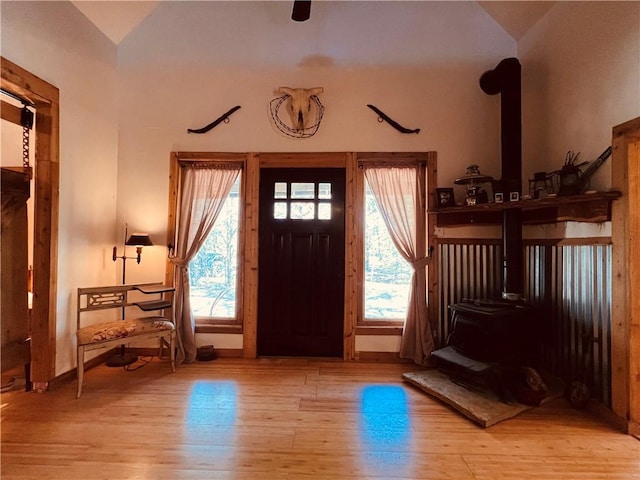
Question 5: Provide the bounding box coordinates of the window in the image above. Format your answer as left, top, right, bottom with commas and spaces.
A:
364, 182, 412, 321
189, 175, 241, 319
271, 181, 332, 221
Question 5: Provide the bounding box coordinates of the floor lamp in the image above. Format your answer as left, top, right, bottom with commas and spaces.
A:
106, 225, 153, 367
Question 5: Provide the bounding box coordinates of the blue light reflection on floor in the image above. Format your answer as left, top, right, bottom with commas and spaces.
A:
181, 381, 238, 465
185, 381, 238, 429
359, 385, 413, 475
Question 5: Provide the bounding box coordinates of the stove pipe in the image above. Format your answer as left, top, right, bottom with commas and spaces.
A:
479, 58, 523, 299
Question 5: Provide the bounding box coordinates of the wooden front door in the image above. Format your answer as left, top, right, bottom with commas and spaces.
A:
258, 168, 345, 357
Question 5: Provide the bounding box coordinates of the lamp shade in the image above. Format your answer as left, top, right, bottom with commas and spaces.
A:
125, 233, 153, 247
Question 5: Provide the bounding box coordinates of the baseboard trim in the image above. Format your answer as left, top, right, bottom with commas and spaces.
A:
356, 351, 409, 363
134, 347, 244, 358
50, 349, 117, 388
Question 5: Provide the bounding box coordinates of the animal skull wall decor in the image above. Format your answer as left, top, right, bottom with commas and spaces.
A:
269, 86, 325, 139
278, 86, 323, 132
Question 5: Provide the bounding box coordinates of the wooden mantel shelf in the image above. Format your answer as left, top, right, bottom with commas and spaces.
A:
431, 191, 622, 226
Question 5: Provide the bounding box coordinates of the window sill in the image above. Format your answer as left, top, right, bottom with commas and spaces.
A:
356, 325, 403, 336
195, 323, 243, 334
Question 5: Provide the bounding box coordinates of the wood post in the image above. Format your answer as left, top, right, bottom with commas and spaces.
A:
611, 116, 640, 434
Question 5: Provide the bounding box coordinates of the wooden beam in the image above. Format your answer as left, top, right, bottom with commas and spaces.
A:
243, 153, 259, 358
1, 100, 22, 126
426, 152, 439, 345
343, 152, 358, 360
628, 137, 640, 432
1, 58, 54, 106
611, 116, 640, 433
165, 153, 179, 287
258, 152, 347, 168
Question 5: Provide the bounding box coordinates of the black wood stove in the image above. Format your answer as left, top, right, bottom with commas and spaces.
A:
431, 58, 543, 403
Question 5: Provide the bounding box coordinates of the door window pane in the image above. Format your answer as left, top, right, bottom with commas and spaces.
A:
290, 202, 315, 219
273, 202, 287, 219
274, 182, 287, 199
318, 203, 332, 220
318, 183, 332, 199
291, 182, 315, 199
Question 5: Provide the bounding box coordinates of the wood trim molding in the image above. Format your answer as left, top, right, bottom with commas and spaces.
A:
165, 153, 179, 287
344, 152, 358, 360
173, 152, 247, 162
195, 324, 243, 334
355, 351, 410, 363
437, 238, 612, 246
0, 100, 22, 126
242, 153, 259, 358
1, 57, 59, 387
426, 151, 439, 342
611, 116, 640, 433
258, 152, 347, 168
356, 326, 403, 336
523, 237, 612, 246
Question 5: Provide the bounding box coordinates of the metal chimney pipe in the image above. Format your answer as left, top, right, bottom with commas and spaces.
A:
479, 58, 524, 298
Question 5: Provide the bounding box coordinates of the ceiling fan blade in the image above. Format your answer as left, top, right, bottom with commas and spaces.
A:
292, 1, 311, 22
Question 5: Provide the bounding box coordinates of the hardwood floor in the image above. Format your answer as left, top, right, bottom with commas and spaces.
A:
1, 358, 639, 479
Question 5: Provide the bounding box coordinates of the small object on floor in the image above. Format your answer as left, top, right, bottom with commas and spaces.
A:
197, 345, 217, 361
569, 380, 591, 409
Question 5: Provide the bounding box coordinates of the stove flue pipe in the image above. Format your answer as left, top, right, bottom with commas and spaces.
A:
479, 58, 523, 299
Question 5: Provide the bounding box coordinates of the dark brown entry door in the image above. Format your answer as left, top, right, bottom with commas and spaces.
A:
258, 168, 345, 357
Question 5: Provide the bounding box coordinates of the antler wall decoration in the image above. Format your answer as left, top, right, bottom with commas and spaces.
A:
367, 104, 420, 134
187, 105, 241, 134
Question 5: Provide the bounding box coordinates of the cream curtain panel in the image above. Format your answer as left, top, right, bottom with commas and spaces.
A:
170, 163, 241, 364
363, 166, 435, 365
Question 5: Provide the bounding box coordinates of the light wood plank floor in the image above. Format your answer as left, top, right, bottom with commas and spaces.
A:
2, 358, 638, 479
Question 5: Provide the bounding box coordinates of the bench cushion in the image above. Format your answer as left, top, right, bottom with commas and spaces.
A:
77, 317, 174, 346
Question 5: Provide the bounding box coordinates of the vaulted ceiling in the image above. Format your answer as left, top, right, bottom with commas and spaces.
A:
71, 1, 555, 46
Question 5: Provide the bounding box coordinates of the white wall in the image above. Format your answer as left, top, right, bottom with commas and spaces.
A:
441, 1, 640, 241
115, 1, 516, 352
520, 1, 640, 194
1, 1, 120, 374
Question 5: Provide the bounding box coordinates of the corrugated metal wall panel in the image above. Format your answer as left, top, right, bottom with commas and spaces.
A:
437, 240, 612, 406
438, 241, 502, 342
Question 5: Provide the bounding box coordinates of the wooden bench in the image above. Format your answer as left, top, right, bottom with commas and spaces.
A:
76, 283, 176, 398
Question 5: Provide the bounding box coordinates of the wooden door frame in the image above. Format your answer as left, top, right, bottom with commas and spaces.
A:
251, 153, 352, 359
1, 57, 59, 390
611, 116, 640, 435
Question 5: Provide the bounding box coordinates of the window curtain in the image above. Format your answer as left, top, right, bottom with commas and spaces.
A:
170, 164, 241, 364
363, 166, 434, 365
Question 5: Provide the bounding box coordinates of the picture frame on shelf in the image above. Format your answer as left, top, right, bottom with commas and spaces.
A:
436, 188, 456, 208
494, 192, 504, 203
509, 191, 520, 202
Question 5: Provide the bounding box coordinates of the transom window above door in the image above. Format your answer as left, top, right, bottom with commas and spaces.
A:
272, 181, 333, 220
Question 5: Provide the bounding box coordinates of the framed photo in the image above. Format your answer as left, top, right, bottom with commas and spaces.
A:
436, 188, 455, 208
494, 192, 504, 203
509, 191, 520, 202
